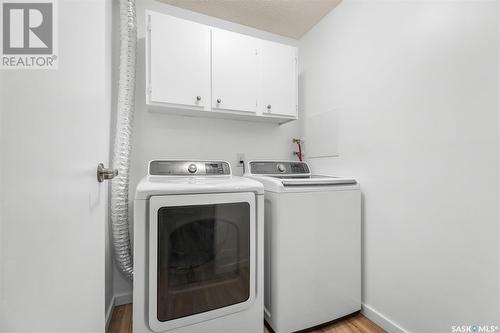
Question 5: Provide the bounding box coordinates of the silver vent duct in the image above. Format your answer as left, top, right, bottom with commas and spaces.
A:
110, 0, 137, 280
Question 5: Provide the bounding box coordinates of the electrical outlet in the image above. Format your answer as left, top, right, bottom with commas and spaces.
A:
236, 153, 245, 166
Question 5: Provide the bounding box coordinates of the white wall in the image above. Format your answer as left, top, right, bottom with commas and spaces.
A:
111, 0, 301, 301
299, 1, 500, 332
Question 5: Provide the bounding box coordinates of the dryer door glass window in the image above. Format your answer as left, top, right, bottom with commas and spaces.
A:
156, 202, 250, 322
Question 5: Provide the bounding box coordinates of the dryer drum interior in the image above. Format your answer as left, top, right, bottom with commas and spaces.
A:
156, 202, 251, 322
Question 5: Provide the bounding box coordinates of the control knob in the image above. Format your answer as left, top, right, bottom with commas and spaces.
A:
188, 163, 197, 173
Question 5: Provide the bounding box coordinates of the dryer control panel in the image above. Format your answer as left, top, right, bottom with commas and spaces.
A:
149, 160, 231, 176
249, 161, 310, 175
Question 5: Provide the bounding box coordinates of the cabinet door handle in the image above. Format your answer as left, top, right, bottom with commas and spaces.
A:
196, 96, 202, 101
267, 104, 272, 110
217, 98, 222, 104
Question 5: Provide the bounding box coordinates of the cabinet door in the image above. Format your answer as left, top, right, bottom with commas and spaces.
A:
212, 29, 259, 113
148, 13, 210, 109
261, 40, 298, 118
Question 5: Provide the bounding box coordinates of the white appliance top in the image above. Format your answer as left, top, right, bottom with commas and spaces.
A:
245, 160, 358, 192
135, 160, 264, 199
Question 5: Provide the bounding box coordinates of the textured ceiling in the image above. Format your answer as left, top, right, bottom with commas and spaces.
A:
158, 0, 342, 39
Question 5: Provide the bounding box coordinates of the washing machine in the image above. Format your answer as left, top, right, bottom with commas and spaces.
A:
134, 160, 264, 333
245, 160, 361, 333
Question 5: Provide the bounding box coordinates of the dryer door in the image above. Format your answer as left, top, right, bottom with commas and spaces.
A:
148, 192, 256, 332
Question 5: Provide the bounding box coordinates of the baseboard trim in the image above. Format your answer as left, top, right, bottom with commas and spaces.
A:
105, 296, 115, 333
362, 304, 409, 333
114, 291, 133, 306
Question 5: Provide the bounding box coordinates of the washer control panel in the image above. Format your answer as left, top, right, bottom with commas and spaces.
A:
249, 161, 310, 175
149, 160, 231, 176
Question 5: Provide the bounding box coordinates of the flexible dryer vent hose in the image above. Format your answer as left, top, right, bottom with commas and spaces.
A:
111, 0, 137, 280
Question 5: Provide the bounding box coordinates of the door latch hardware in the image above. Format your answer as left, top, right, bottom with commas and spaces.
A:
97, 163, 118, 182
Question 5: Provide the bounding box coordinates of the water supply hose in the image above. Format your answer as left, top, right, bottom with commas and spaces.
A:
110, 0, 137, 280
293, 138, 303, 161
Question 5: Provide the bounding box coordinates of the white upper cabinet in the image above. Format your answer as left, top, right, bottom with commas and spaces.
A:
147, 13, 210, 109
211, 29, 259, 113
146, 11, 298, 124
260, 40, 298, 118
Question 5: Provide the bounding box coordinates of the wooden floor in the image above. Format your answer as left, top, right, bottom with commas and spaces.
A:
108, 304, 386, 333
108, 304, 133, 333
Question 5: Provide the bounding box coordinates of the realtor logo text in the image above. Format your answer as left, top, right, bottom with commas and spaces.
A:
1, 0, 58, 69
